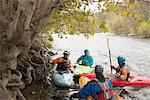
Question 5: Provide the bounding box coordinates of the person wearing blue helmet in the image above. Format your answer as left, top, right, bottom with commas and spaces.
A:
111, 55, 130, 81
77, 49, 93, 67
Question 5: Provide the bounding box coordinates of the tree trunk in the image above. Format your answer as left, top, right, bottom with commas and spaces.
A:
0, 0, 61, 99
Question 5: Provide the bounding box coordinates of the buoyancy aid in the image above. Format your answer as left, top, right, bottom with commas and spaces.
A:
118, 66, 130, 81
86, 79, 122, 100
88, 79, 114, 100
95, 79, 114, 100
56, 57, 69, 71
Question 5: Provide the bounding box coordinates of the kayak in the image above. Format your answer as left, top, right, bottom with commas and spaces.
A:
79, 75, 90, 88
79, 73, 150, 87
73, 65, 94, 75
52, 70, 73, 87
51, 64, 73, 87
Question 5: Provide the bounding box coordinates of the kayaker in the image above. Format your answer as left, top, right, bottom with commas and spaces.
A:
111, 55, 130, 81
71, 65, 121, 100
52, 51, 72, 71
77, 49, 93, 67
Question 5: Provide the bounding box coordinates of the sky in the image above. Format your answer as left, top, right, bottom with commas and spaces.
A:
80, 1, 105, 12
80, 0, 123, 12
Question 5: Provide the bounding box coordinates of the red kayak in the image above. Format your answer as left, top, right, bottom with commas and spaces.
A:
79, 73, 150, 87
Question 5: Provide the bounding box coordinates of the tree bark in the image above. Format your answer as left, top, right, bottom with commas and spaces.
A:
0, 0, 62, 99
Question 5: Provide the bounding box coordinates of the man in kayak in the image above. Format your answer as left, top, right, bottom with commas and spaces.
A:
52, 51, 72, 71
111, 55, 130, 81
71, 65, 121, 100
77, 49, 93, 67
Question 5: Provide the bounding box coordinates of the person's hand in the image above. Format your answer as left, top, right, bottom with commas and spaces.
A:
116, 73, 121, 78
48, 60, 52, 64
78, 61, 82, 65
69, 68, 74, 73
110, 65, 115, 69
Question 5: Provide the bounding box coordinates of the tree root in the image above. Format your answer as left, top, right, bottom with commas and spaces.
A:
0, 69, 25, 100
0, 42, 52, 100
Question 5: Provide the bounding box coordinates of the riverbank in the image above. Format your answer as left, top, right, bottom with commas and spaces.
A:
21, 83, 50, 100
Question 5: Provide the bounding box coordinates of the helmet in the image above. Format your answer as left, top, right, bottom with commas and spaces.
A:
117, 55, 125, 65
84, 49, 89, 54
95, 65, 104, 74
63, 51, 70, 55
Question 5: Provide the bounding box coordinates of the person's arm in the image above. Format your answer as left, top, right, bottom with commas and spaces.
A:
79, 82, 101, 98
70, 81, 101, 99
110, 65, 118, 71
117, 74, 127, 80
77, 56, 83, 63
68, 60, 72, 68
52, 58, 62, 64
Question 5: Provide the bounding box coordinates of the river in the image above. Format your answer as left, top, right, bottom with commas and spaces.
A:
22, 33, 150, 100
52, 33, 150, 100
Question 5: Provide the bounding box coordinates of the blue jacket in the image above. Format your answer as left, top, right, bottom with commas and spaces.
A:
79, 80, 113, 98
77, 55, 93, 66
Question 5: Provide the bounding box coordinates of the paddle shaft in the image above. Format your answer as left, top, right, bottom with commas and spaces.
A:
107, 37, 112, 74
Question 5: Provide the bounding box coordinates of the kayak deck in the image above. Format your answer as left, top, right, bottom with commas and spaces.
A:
52, 71, 73, 87
113, 76, 150, 87
73, 65, 94, 75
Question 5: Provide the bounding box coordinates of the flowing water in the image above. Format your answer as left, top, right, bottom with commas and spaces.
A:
23, 33, 150, 100
52, 33, 150, 76
51, 33, 150, 100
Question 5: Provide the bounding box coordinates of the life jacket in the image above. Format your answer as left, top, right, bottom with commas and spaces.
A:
89, 79, 114, 100
56, 57, 69, 71
119, 66, 130, 81
96, 80, 114, 100
86, 79, 122, 100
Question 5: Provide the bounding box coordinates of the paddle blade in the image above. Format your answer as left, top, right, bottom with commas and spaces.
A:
123, 86, 141, 92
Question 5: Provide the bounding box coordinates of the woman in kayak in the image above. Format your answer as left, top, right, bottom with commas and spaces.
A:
71, 65, 121, 100
111, 55, 130, 81
77, 49, 94, 67
51, 51, 72, 71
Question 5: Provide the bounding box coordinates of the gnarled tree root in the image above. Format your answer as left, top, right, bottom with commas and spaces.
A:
0, 69, 25, 100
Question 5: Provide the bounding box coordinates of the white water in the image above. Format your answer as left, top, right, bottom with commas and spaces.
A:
51, 33, 150, 99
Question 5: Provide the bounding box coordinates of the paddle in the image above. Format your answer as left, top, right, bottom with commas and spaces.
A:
119, 86, 141, 96
106, 37, 112, 74
123, 86, 141, 92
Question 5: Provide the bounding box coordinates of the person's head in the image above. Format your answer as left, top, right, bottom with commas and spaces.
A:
117, 55, 125, 67
95, 65, 105, 82
63, 51, 70, 60
84, 49, 90, 56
